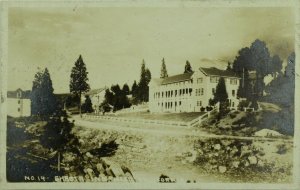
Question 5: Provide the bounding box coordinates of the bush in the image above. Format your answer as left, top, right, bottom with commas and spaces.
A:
200, 107, 206, 112
238, 100, 249, 111
276, 144, 287, 155
206, 106, 213, 112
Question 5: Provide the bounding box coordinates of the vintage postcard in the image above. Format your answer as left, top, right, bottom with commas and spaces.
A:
0, 0, 299, 189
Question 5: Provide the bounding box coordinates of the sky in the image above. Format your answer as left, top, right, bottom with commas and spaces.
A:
8, 6, 295, 93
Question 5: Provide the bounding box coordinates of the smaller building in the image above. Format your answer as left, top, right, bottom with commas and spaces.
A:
82, 88, 108, 113
7, 88, 31, 117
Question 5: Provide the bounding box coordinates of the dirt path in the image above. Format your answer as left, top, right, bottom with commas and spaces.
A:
72, 115, 293, 143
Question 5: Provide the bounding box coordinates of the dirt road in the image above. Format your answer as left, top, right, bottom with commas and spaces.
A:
72, 115, 293, 143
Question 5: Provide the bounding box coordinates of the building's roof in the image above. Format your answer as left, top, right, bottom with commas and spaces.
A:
84, 88, 107, 96
200, 67, 240, 78
7, 88, 31, 99
161, 72, 194, 85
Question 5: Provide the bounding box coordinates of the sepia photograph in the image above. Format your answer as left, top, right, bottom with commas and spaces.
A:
0, 0, 299, 189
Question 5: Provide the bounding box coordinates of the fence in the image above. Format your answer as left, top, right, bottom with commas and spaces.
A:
83, 107, 217, 128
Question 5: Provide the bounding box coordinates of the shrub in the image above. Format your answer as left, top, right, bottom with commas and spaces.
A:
276, 144, 287, 155
200, 107, 206, 112
237, 100, 248, 110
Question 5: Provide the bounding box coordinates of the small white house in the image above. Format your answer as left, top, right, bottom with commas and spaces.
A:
7, 88, 31, 117
82, 87, 108, 113
149, 67, 240, 113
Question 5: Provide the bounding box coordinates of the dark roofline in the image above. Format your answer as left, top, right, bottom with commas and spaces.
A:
161, 72, 194, 85
199, 67, 241, 78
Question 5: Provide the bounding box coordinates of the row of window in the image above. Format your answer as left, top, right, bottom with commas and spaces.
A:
154, 88, 193, 99
157, 101, 208, 108
154, 88, 236, 99
158, 101, 182, 109
197, 77, 238, 85
163, 80, 193, 87
195, 88, 204, 96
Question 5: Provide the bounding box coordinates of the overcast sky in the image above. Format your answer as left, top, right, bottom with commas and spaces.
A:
8, 7, 295, 93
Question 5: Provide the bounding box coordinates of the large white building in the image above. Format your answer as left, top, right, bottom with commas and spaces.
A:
7, 88, 31, 117
149, 67, 240, 113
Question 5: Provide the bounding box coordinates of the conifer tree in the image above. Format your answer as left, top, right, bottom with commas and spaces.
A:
122, 84, 130, 95
138, 59, 151, 102
70, 55, 90, 117
213, 77, 229, 117
160, 58, 168, 78
184, 60, 193, 73
31, 68, 58, 117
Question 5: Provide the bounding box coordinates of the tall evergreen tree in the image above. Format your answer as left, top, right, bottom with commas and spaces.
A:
31, 69, 44, 116
69, 55, 90, 117
81, 95, 93, 113
30, 68, 58, 117
41, 68, 57, 115
137, 60, 152, 102
122, 84, 130, 95
131, 80, 138, 98
213, 77, 229, 117
184, 60, 193, 73
271, 55, 283, 76
160, 58, 168, 78
226, 62, 232, 71
104, 89, 114, 106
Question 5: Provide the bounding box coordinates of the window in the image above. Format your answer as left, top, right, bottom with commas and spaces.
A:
162, 92, 164, 98
17, 108, 20, 112
175, 90, 177, 96
186, 88, 188, 94
232, 90, 235, 97
18, 100, 21, 104
197, 78, 203, 83
197, 101, 202, 106
212, 88, 215, 94
232, 102, 235, 107
179, 101, 181, 106
230, 79, 237, 85
210, 76, 219, 83
201, 88, 204, 95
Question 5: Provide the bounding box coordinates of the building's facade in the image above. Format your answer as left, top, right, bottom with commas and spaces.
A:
7, 88, 31, 117
82, 88, 107, 113
149, 67, 240, 113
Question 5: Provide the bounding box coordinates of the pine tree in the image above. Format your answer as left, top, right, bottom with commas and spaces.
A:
70, 55, 90, 117
160, 58, 168, 78
30, 68, 58, 117
122, 84, 130, 95
41, 68, 58, 115
270, 55, 283, 76
131, 80, 138, 98
184, 60, 193, 73
137, 59, 152, 102
213, 77, 229, 117
81, 95, 93, 113
226, 62, 232, 71
31, 69, 44, 116
40, 114, 79, 172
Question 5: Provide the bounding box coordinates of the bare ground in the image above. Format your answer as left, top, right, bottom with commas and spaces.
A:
72, 115, 293, 183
